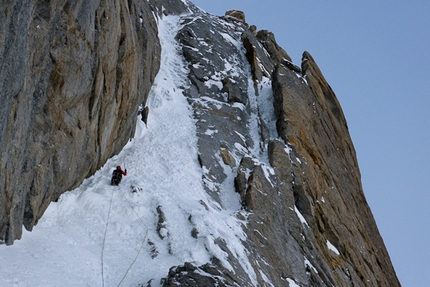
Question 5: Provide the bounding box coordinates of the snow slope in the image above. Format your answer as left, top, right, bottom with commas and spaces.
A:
0, 15, 254, 287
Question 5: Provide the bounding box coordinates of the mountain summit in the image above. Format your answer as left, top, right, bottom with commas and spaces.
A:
0, 0, 399, 286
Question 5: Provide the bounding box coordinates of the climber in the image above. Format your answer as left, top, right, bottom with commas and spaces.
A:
111, 165, 127, 186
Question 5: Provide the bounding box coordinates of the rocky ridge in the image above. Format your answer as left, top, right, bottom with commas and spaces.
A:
160, 6, 400, 287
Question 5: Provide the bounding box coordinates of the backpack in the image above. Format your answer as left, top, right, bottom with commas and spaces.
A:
111, 170, 123, 186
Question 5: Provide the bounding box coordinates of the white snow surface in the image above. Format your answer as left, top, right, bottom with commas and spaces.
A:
327, 240, 340, 256
0, 15, 256, 287
286, 278, 300, 287
293, 206, 309, 227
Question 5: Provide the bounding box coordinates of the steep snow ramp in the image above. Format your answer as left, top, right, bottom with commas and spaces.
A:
0, 15, 255, 287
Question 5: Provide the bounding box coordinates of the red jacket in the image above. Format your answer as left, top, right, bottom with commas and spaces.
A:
116, 166, 127, 176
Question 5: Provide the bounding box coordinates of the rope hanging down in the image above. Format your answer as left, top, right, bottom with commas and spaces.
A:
100, 182, 149, 287
116, 186, 149, 286
101, 190, 115, 287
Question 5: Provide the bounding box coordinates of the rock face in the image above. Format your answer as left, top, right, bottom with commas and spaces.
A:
0, 0, 400, 286
161, 5, 400, 287
0, 0, 160, 244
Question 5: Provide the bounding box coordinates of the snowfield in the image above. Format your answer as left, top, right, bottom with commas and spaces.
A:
0, 15, 256, 287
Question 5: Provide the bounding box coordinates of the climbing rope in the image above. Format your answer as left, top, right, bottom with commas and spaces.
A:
100, 176, 149, 287
116, 186, 149, 286
101, 189, 115, 287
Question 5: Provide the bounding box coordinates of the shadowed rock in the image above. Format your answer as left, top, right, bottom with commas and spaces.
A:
0, 0, 160, 245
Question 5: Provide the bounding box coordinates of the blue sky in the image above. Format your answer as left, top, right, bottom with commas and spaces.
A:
191, 1, 430, 286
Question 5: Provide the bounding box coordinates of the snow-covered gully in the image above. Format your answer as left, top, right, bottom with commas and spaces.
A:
0, 15, 256, 287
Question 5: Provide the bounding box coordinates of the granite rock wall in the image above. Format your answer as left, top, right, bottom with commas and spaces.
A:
0, 0, 160, 245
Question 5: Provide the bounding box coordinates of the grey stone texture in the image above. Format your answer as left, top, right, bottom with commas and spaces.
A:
162, 7, 400, 287
0, 0, 160, 244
